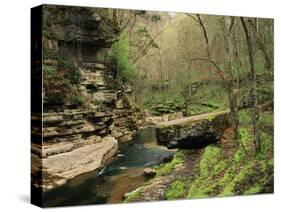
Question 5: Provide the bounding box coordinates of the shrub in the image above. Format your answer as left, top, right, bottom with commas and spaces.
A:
43, 43, 59, 59
238, 109, 251, 125
260, 112, 273, 128
72, 95, 84, 105
260, 132, 273, 156
234, 128, 251, 163
109, 34, 135, 82
44, 56, 83, 106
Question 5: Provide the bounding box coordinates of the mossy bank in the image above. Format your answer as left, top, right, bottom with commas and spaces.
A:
124, 115, 273, 202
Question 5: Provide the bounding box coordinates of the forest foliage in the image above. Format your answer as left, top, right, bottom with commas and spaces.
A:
109, 34, 135, 82
111, 9, 273, 200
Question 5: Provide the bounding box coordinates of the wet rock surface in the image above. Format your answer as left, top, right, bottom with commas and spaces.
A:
143, 168, 157, 177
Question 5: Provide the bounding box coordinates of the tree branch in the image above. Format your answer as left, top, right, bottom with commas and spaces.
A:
133, 27, 167, 64
196, 14, 209, 46
189, 58, 226, 81
185, 14, 200, 24
229, 17, 235, 32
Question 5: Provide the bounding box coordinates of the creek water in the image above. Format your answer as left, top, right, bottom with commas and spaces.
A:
43, 127, 175, 207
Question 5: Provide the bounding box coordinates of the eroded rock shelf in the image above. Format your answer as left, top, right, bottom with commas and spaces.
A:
155, 110, 231, 148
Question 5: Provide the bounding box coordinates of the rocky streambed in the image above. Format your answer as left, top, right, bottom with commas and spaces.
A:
123, 149, 202, 202
39, 111, 231, 206
42, 127, 176, 207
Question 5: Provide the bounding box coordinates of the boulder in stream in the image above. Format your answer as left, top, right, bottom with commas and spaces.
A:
143, 168, 157, 177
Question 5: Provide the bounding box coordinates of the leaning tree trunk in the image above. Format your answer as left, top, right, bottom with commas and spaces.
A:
224, 80, 239, 140
224, 16, 240, 140
194, 14, 240, 140
255, 18, 273, 75
240, 17, 261, 152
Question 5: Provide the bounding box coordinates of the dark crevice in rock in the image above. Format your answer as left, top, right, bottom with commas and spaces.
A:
167, 133, 218, 149
155, 111, 230, 150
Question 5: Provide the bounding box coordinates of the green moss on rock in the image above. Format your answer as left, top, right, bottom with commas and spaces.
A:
155, 151, 185, 176
187, 145, 225, 198
165, 180, 186, 200
187, 127, 273, 199
123, 187, 145, 203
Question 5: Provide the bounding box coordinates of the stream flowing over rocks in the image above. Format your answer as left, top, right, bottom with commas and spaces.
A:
124, 149, 202, 202
42, 127, 175, 207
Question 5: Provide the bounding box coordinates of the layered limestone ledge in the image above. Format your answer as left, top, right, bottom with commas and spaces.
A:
155, 110, 230, 149
145, 112, 184, 125
32, 136, 118, 191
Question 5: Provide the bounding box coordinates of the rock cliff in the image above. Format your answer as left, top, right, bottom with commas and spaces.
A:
31, 5, 141, 191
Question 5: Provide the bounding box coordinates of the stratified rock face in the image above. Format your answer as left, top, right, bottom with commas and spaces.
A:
155, 111, 230, 149
31, 5, 141, 191
112, 86, 143, 143
32, 137, 118, 191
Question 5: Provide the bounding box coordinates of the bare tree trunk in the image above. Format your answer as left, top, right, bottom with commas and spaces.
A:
231, 25, 242, 90
224, 17, 239, 140
158, 47, 164, 90
227, 17, 240, 140
232, 36, 242, 140
194, 14, 240, 140
254, 19, 273, 75
225, 78, 239, 141
241, 17, 261, 153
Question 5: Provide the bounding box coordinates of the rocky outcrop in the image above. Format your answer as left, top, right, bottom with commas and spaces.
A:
32, 104, 122, 191
143, 168, 157, 178
32, 137, 117, 191
112, 86, 143, 143
145, 112, 183, 125
155, 110, 230, 149
31, 5, 141, 191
